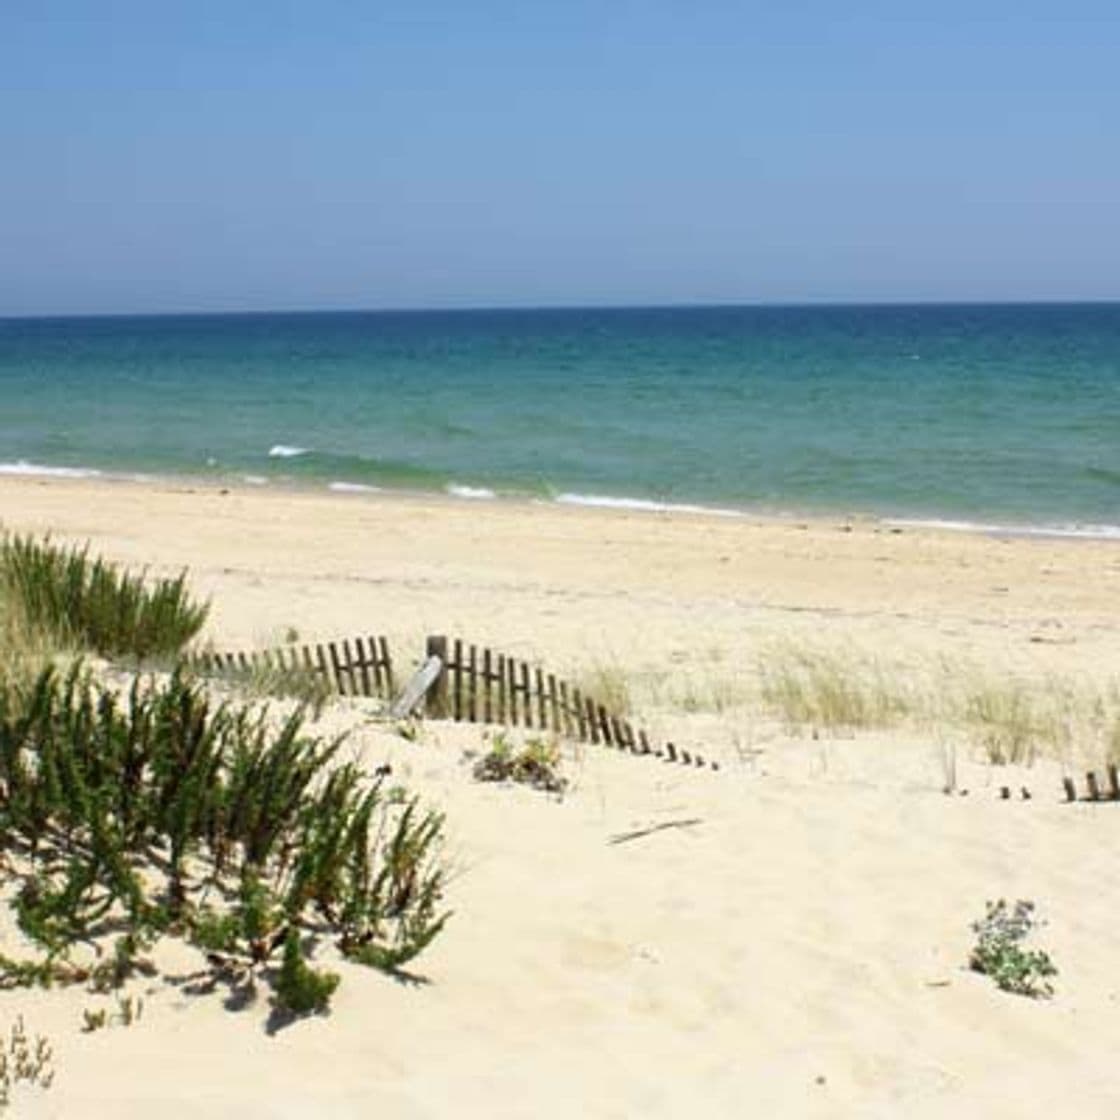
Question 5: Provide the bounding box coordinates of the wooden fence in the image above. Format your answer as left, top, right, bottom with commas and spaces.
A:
1063, 766, 1120, 803
191, 632, 717, 770
424, 635, 718, 770
191, 635, 394, 699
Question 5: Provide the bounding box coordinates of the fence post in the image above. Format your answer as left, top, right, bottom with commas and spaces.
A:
426, 635, 450, 718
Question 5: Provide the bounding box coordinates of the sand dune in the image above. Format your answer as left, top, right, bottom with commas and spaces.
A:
4, 476, 1120, 1118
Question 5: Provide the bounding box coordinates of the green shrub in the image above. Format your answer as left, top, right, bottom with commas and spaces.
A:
969, 899, 1057, 998
0, 534, 208, 661
0, 665, 448, 1014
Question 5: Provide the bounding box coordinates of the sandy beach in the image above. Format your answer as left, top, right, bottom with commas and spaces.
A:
4, 474, 1120, 1117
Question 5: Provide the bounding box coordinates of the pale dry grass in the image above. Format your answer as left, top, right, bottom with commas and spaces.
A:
755, 642, 1120, 769
758, 642, 914, 734
575, 660, 633, 716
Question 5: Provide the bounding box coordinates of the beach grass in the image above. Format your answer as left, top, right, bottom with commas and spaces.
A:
0, 534, 209, 662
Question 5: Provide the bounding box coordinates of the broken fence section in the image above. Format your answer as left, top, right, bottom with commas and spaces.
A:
424, 635, 717, 771
1062, 766, 1120, 804
189, 636, 395, 699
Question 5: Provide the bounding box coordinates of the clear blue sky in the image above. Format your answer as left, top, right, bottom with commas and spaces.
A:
2, 2, 1117, 315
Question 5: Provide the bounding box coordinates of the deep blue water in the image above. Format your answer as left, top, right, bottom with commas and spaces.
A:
1, 303, 1118, 533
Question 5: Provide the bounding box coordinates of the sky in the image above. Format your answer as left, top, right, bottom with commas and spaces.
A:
1, 2, 1117, 315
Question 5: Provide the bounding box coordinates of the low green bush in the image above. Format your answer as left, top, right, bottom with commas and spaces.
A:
0, 666, 448, 1015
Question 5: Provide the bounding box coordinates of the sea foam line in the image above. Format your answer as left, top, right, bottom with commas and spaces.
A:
268, 445, 310, 458
327, 481, 381, 494
553, 492, 744, 518
0, 460, 102, 479
447, 483, 496, 500
885, 517, 1120, 541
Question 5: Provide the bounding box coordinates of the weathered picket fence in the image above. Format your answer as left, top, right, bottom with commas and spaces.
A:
191, 633, 717, 770
422, 635, 717, 769
190, 635, 394, 698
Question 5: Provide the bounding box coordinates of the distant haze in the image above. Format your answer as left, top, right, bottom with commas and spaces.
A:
2, 2, 1117, 316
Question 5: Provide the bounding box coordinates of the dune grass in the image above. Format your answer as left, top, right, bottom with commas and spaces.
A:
575, 660, 633, 717
622, 639, 1120, 770
758, 643, 913, 734
0, 534, 208, 663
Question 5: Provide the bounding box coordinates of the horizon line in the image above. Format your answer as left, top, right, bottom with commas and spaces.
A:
3, 296, 1120, 322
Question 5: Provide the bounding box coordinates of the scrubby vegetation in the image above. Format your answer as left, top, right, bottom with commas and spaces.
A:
0, 534, 208, 662
472, 733, 568, 794
969, 899, 1057, 998
0, 665, 448, 1015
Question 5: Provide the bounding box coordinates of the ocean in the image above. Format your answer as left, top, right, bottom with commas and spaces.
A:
1, 303, 1118, 536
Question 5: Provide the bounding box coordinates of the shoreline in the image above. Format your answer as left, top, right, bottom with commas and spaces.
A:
3, 459, 1120, 544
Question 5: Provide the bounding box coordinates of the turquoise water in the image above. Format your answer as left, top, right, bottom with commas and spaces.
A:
1, 304, 1118, 533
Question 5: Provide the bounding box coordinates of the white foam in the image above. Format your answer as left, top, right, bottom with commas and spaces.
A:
268, 445, 310, 459
327, 481, 381, 494
885, 517, 1120, 541
0, 460, 102, 479
554, 492, 744, 518
242, 475, 269, 486
447, 484, 496, 500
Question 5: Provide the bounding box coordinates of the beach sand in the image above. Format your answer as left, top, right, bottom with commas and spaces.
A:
4, 475, 1120, 1118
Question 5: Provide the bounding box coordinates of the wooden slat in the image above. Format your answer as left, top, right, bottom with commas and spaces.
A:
315, 644, 330, 692
598, 705, 613, 746
1086, 771, 1101, 801
573, 688, 586, 741
535, 668, 547, 730
483, 648, 493, 723
354, 636, 372, 696
558, 681, 572, 738
610, 716, 625, 748
452, 638, 463, 721
341, 639, 359, 695
468, 645, 478, 723
1109, 764, 1120, 800
328, 642, 346, 695
585, 696, 599, 744
547, 675, 560, 734
521, 662, 532, 729
379, 636, 394, 692
371, 638, 382, 691
497, 654, 507, 724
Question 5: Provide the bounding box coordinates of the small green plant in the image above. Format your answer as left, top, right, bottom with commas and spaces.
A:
969, 899, 1057, 998
81, 1008, 107, 1033
273, 929, 339, 1016
473, 733, 567, 794
394, 718, 421, 742
0, 1017, 54, 1108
